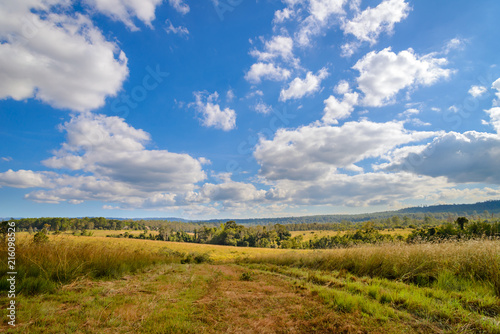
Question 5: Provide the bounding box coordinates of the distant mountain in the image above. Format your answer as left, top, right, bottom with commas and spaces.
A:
395, 200, 500, 215
3, 200, 499, 225
189, 200, 500, 225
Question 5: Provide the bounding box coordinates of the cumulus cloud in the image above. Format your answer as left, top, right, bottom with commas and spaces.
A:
0, 169, 49, 188
265, 171, 453, 207
485, 107, 500, 133
245, 62, 291, 84
323, 82, 359, 124
44, 113, 206, 191
250, 35, 295, 62
168, 0, 190, 15
342, 0, 410, 45
0, 113, 212, 208
254, 101, 273, 114
192, 91, 236, 131
279, 67, 328, 101
295, 0, 347, 46
468, 85, 487, 98
493, 78, 500, 100
380, 131, 500, 184
84, 0, 163, 29
0, 0, 129, 112
254, 120, 436, 181
353, 47, 451, 106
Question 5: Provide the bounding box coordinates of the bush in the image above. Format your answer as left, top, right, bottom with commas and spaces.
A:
240, 272, 253, 281
33, 231, 49, 243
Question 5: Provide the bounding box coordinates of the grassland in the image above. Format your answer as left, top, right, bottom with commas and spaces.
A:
290, 228, 414, 241
1, 234, 499, 333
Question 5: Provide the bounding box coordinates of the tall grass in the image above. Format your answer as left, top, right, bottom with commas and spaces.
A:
0, 238, 186, 295
244, 239, 500, 296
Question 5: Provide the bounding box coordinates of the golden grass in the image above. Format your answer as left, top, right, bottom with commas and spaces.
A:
290, 228, 414, 241
43, 234, 311, 262
244, 239, 500, 295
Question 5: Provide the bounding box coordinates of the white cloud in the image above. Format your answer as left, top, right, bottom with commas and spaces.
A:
168, 0, 190, 15
0, 169, 49, 188
322, 91, 359, 124
485, 107, 500, 133
279, 67, 328, 101
254, 120, 436, 181
295, 0, 347, 46
408, 118, 431, 127
468, 85, 487, 98
192, 91, 236, 131
164, 19, 189, 37
398, 108, 420, 118
226, 89, 235, 102
273, 7, 294, 24
250, 35, 294, 62
254, 101, 273, 114
245, 62, 291, 84
199, 181, 266, 203
0, 113, 211, 208
265, 171, 453, 207
342, 0, 410, 44
353, 47, 451, 107
381, 131, 500, 184
84, 0, 163, 30
0, 0, 129, 112
43, 112, 206, 191
493, 78, 500, 100
444, 38, 466, 54
1, 157, 12, 162
334, 80, 350, 95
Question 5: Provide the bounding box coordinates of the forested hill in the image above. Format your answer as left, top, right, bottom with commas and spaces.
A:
197, 200, 500, 225
395, 200, 500, 215
2, 200, 499, 228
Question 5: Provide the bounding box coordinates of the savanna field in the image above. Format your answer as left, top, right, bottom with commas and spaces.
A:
1, 230, 500, 333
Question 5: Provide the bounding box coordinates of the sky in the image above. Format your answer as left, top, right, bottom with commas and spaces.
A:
1, 0, 500, 219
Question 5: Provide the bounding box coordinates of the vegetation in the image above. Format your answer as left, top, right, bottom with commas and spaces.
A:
103, 218, 500, 251
0, 235, 210, 296
1, 228, 499, 332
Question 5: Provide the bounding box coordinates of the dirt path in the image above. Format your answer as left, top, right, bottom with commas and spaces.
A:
0, 263, 430, 333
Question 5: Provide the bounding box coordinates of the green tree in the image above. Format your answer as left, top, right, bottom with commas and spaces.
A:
455, 217, 468, 230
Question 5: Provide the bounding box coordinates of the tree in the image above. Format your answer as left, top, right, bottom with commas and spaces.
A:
455, 217, 469, 230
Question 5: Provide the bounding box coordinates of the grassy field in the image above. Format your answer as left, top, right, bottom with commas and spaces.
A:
1, 234, 499, 333
290, 228, 414, 241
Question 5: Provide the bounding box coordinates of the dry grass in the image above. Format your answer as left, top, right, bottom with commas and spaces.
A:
244, 239, 500, 295
290, 228, 414, 241
49, 234, 312, 262
0, 236, 183, 295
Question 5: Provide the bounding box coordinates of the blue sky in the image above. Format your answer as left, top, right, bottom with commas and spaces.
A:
1, 0, 500, 219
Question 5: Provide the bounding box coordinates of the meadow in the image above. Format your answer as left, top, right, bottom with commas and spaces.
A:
1, 232, 499, 333
290, 228, 414, 241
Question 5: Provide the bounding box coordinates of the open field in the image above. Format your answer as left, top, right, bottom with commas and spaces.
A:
1, 234, 499, 333
290, 228, 414, 241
